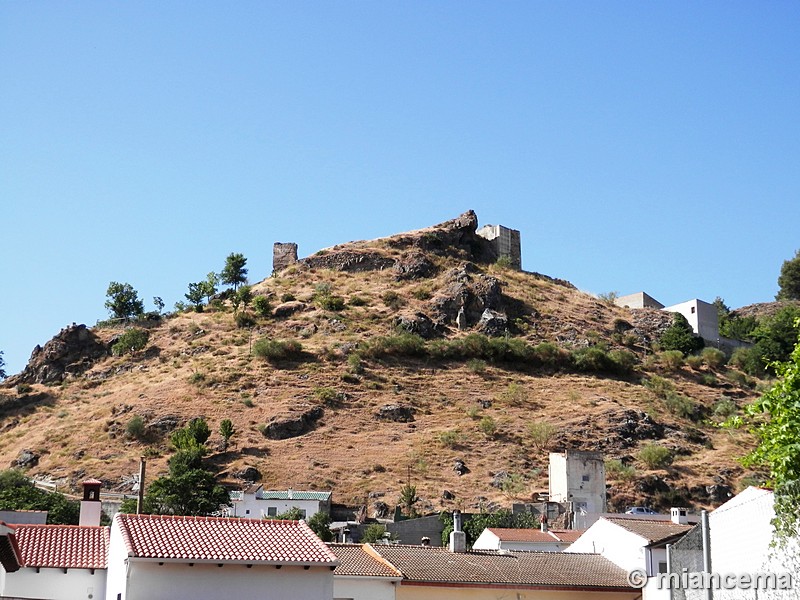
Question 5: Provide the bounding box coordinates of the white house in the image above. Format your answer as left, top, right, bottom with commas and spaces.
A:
661, 298, 720, 344
5, 523, 109, 600
105, 513, 339, 600
0, 522, 23, 594
566, 513, 692, 597
329, 543, 402, 600
471, 527, 583, 552
230, 485, 332, 520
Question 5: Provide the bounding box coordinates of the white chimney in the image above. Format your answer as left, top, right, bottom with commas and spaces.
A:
671, 507, 689, 525
448, 510, 466, 553
79, 479, 103, 527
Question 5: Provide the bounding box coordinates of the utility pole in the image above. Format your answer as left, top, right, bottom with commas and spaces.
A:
136, 457, 146, 514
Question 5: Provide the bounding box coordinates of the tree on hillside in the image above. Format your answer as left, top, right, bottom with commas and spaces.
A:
777, 249, 800, 301
738, 318, 800, 538
659, 313, 704, 355
105, 281, 145, 321
0, 470, 79, 524
221, 253, 248, 291
219, 419, 235, 449
203, 272, 219, 303
185, 282, 206, 312
0, 351, 6, 379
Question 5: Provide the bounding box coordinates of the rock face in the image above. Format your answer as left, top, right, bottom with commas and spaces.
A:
393, 252, 435, 280
301, 250, 395, 273
18, 324, 108, 384
262, 406, 324, 440
476, 309, 508, 336
273, 301, 307, 318
431, 263, 503, 326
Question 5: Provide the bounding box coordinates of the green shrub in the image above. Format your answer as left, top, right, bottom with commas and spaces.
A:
252, 338, 304, 362
659, 350, 685, 371
605, 459, 636, 481
253, 296, 272, 317
701, 347, 727, 368
638, 444, 673, 469
347, 353, 364, 374
495, 255, 513, 269
348, 295, 368, 307
467, 358, 487, 374
314, 387, 339, 405
280, 293, 296, 302
317, 294, 345, 311
663, 393, 699, 420
685, 355, 704, 369
701, 373, 718, 387
112, 328, 150, 356
644, 375, 674, 398
498, 383, 527, 407
411, 287, 432, 300
527, 421, 558, 450
235, 312, 257, 329
361, 523, 391, 543
126, 415, 147, 441
712, 398, 737, 419
381, 290, 405, 310
188, 372, 207, 386
571, 346, 615, 373
531, 342, 568, 368
364, 333, 426, 358
437, 429, 461, 448
478, 416, 497, 438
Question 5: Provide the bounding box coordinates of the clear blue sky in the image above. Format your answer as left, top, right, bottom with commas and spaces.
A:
2, 2, 798, 376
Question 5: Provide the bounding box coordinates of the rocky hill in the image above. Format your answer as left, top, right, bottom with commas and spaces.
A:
0, 211, 764, 516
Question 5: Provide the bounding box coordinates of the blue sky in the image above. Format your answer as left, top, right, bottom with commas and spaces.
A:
1, 2, 798, 376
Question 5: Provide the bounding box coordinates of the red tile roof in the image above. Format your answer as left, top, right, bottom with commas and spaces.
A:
328, 543, 402, 578
603, 517, 692, 545
0, 523, 22, 573
368, 545, 634, 589
14, 525, 109, 569
115, 514, 338, 565
487, 528, 584, 543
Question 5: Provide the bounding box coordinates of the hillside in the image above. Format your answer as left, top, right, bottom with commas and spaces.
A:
0, 211, 765, 516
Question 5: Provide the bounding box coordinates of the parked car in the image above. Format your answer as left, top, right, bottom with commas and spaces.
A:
625, 506, 657, 515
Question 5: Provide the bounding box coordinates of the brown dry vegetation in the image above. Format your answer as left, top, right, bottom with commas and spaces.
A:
0, 219, 765, 515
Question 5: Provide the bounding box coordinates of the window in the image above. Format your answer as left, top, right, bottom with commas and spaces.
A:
245, 509, 250, 515
658, 561, 668, 574
267, 507, 277, 517
582, 474, 590, 482
299, 509, 307, 519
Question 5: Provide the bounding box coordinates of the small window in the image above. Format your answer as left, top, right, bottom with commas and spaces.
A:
267, 507, 277, 517
582, 474, 590, 482
658, 561, 668, 574
691, 306, 696, 313
245, 509, 250, 515
299, 509, 307, 519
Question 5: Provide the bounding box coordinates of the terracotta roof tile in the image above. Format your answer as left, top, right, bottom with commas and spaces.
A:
328, 543, 401, 578
368, 545, 634, 589
14, 525, 109, 569
604, 517, 692, 545
115, 514, 338, 565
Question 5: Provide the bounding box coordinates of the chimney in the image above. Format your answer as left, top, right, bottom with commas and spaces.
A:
540, 512, 548, 533
79, 479, 102, 527
448, 510, 466, 553
671, 507, 689, 525
421, 536, 431, 547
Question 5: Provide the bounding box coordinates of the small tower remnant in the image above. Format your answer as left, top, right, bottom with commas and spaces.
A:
79, 479, 103, 527
476, 224, 522, 270
448, 510, 467, 553
548, 450, 607, 516
273, 242, 298, 274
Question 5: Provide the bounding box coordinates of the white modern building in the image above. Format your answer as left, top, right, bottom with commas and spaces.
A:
229, 485, 331, 520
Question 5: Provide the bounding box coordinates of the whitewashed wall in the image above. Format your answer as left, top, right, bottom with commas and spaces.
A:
4, 566, 106, 600
333, 576, 396, 600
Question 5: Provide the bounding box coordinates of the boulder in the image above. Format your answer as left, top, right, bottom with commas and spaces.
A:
263, 406, 324, 440
235, 466, 262, 482
453, 459, 470, 476
376, 404, 415, 423
477, 309, 508, 336
14, 449, 39, 469
394, 312, 439, 339
273, 301, 307, 318
301, 250, 395, 273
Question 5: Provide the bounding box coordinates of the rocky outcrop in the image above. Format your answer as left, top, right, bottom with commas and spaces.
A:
627, 309, 675, 348
431, 263, 503, 326
476, 309, 508, 336
301, 250, 395, 273
273, 301, 307, 318
393, 252, 435, 280
394, 312, 440, 339
17, 324, 108, 384
262, 406, 324, 440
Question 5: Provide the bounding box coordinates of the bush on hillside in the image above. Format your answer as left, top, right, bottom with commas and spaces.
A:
253, 338, 303, 362
112, 328, 150, 356
659, 313, 704, 355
